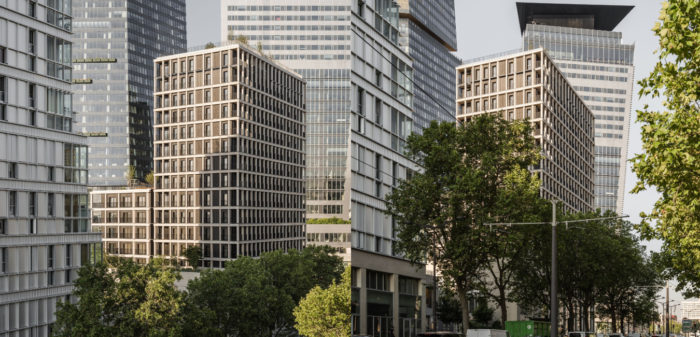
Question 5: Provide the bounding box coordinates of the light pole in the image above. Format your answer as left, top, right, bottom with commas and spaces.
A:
485, 204, 628, 337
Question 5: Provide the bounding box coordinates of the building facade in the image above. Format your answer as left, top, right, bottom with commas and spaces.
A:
397, 0, 459, 133
152, 44, 306, 268
72, 0, 186, 186
0, 1, 102, 335
89, 187, 153, 264
518, 2, 635, 213
457, 49, 595, 212
222, 1, 427, 335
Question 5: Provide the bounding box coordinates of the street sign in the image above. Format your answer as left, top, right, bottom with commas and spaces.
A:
682, 319, 692, 333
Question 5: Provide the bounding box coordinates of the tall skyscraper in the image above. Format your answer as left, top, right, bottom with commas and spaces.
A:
222, 1, 427, 335
72, 0, 187, 186
152, 44, 306, 268
517, 2, 635, 213
0, 1, 102, 335
457, 49, 595, 213
397, 0, 459, 133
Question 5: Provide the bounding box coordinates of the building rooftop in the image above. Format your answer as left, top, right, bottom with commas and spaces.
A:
516, 2, 634, 33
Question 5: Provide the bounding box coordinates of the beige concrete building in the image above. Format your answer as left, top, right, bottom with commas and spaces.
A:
89, 187, 153, 264
457, 48, 595, 212
152, 43, 306, 268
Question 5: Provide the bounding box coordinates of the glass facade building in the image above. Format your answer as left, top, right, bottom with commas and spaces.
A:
222, 0, 427, 335
520, 4, 635, 213
397, 0, 459, 133
72, 0, 186, 186
0, 0, 102, 335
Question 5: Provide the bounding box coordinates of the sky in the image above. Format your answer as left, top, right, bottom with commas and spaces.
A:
186, 0, 685, 303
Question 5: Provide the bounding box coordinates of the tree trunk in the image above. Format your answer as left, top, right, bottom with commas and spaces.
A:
499, 296, 508, 326
582, 305, 589, 331
457, 285, 471, 333
611, 306, 618, 333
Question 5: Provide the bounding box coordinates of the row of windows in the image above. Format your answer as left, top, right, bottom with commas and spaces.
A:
227, 5, 350, 12
559, 62, 630, 74
227, 15, 349, 22
573, 86, 627, 95
563, 72, 628, 82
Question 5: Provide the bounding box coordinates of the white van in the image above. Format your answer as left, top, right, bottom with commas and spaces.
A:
467, 329, 510, 337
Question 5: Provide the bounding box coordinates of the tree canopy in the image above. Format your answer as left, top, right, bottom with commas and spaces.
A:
632, 0, 700, 297
293, 267, 351, 337
385, 115, 541, 329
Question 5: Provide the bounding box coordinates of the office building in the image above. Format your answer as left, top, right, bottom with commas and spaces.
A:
222, 1, 427, 335
518, 2, 635, 213
0, 1, 102, 335
152, 43, 306, 268
457, 48, 595, 212
682, 300, 700, 320
72, 0, 186, 186
397, 0, 459, 133
89, 187, 153, 264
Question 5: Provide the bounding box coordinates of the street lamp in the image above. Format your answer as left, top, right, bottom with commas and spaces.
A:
485, 201, 629, 337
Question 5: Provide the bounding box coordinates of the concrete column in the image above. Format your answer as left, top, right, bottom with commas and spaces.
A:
360, 267, 368, 334
393, 273, 400, 336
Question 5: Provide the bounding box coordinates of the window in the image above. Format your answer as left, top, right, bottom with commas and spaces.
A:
189, 59, 194, 71
526, 108, 532, 119
357, 88, 364, 115
223, 53, 229, 67
375, 70, 382, 87
508, 62, 514, 73
509, 111, 515, 121
29, 192, 36, 216
527, 75, 532, 86
357, 0, 364, 16
508, 78, 514, 89
8, 191, 16, 216
0, 46, 6, 64
0, 219, 5, 234
8, 163, 16, 179
205, 56, 211, 69
491, 98, 496, 109
483, 100, 488, 110
222, 105, 229, 118
1, 248, 6, 273
526, 91, 532, 103
223, 71, 228, 82
475, 101, 480, 111
65, 245, 71, 266
375, 98, 382, 124
48, 193, 54, 216
205, 73, 211, 85
508, 95, 514, 106
491, 65, 496, 77
527, 58, 532, 70
483, 68, 488, 79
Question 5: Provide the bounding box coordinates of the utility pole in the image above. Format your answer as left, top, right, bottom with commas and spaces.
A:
667, 280, 670, 337
551, 200, 558, 337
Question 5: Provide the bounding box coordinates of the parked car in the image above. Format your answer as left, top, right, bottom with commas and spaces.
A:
568, 331, 596, 337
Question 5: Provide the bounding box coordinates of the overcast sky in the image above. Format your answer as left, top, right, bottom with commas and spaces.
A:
186, 0, 684, 302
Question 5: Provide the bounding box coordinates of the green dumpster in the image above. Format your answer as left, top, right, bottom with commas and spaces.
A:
505, 321, 551, 337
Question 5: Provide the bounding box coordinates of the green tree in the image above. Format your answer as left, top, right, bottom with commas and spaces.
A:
632, 0, 700, 296
436, 290, 463, 326
145, 170, 154, 186
184, 257, 285, 337
182, 245, 201, 269
182, 247, 343, 337
126, 165, 136, 181
204, 42, 216, 49
236, 34, 249, 45
471, 298, 494, 328
293, 267, 351, 337
385, 115, 540, 330
52, 257, 184, 337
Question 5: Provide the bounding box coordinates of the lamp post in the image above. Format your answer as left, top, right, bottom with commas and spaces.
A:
485, 204, 628, 337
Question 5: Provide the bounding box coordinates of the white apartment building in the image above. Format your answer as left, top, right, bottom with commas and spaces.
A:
0, 1, 102, 335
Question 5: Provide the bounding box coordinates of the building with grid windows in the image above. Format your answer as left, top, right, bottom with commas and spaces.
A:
517, 2, 635, 213
0, 1, 102, 335
89, 187, 153, 264
71, 0, 186, 186
457, 49, 595, 212
222, 1, 428, 335
152, 43, 306, 268
397, 0, 459, 133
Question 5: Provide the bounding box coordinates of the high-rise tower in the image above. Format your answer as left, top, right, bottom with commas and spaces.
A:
222, 1, 427, 334
72, 0, 187, 186
397, 0, 459, 133
517, 2, 635, 213
0, 1, 102, 335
